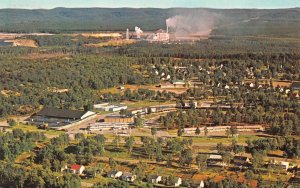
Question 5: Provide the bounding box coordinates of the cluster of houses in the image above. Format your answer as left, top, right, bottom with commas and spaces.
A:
207, 154, 251, 168
206, 154, 294, 173
160, 79, 205, 89
184, 125, 264, 135
107, 170, 183, 187
62, 158, 296, 186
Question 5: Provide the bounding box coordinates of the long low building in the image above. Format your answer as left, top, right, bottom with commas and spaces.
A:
104, 115, 134, 123
28, 107, 95, 128
94, 103, 127, 112
88, 122, 132, 131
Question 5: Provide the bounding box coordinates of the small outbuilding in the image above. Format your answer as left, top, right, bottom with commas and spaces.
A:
107, 170, 123, 179
233, 156, 250, 165
147, 175, 162, 184
121, 172, 136, 182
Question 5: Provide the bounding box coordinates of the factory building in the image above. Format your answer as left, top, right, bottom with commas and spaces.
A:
28, 107, 95, 128
153, 29, 170, 42
104, 115, 134, 124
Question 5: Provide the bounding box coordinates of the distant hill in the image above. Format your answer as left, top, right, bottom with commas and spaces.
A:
0, 8, 299, 37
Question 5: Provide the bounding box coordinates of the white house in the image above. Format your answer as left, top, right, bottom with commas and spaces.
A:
174, 177, 182, 187
198, 180, 205, 188
70, 164, 85, 175
208, 154, 228, 167
107, 170, 123, 178
269, 160, 290, 171
121, 172, 136, 182
148, 175, 162, 184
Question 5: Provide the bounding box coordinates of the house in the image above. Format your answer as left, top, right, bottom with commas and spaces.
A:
61, 165, 68, 172
147, 175, 162, 184
207, 154, 228, 167
107, 170, 123, 179
172, 80, 186, 88
291, 82, 300, 90
129, 108, 148, 116
289, 176, 300, 185
198, 180, 205, 188
233, 156, 250, 165
121, 172, 136, 182
189, 81, 205, 89
269, 161, 289, 171
28, 107, 95, 128
70, 164, 85, 175
117, 85, 125, 90
173, 177, 182, 187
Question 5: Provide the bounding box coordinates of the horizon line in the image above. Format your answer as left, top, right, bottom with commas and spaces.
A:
0, 6, 299, 10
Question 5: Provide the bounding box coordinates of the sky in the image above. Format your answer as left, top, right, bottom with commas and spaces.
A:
0, 0, 299, 9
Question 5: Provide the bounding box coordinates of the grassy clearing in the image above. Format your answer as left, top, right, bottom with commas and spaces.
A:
125, 100, 174, 109
98, 87, 120, 94
15, 152, 32, 163
191, 135, 259, 145
8, 124, 64, 136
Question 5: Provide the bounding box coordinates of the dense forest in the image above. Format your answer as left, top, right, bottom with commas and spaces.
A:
0, 34, 299, 121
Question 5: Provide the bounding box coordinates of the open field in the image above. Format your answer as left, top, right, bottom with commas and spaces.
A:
69, 33, 122, 38
4, 39, 38, 48
7, 124, 64, 136
85, 39, 136, 47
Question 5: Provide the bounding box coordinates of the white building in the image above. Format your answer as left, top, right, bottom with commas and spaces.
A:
148, 175, 162, 184
121, 172, 136, 182
107, 170, 123, 178
88, 122, 131, 131
174, 177, 182, 187
94, 103, 127, 112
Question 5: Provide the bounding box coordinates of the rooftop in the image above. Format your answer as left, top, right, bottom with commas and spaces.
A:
35, 107, 87, 119
122, 172, 134, 177
234, 156, 249, 161
70, 164, 82, 170
291, 82, 300, 89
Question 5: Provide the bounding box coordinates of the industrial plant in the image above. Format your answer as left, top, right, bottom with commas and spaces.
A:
124, 21, 210, 42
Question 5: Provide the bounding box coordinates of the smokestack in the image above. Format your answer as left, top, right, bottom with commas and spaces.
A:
126, 28, 129, 40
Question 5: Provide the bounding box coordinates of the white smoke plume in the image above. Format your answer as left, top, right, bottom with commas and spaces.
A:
166, 10, 216, 37
135, 26, 143, 39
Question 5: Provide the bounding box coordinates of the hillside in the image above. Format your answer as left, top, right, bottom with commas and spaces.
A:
0, 8, 299, 37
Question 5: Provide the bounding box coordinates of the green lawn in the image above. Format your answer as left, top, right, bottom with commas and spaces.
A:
125, 101, 174, 109
8, 124, 65, 136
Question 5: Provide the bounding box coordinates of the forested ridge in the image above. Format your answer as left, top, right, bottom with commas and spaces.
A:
0, 8, 299, 36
